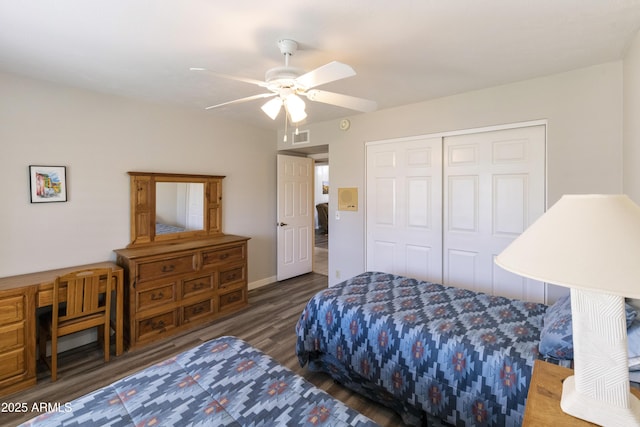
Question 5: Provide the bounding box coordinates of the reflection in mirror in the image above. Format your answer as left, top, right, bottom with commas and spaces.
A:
156, 182, 204, 235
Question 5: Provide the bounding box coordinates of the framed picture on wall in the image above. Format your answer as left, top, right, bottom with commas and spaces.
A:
29, 165, 67, 203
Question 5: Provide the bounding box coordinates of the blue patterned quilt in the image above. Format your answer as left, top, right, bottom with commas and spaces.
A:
21, 336, 377, 427
296, 272, 560, 426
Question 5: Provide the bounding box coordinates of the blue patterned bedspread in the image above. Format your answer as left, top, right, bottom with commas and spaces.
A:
21, 336, 377, 427
296, 272, 555, 426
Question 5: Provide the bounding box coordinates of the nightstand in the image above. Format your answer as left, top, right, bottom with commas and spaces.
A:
524, 359, 640, 426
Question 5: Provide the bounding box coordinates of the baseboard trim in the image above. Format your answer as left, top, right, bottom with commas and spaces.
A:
248, 275, 277, 291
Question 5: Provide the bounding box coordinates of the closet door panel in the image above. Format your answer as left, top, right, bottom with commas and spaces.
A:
493, 174, 527, 236
366, 137, 443, 283
444, 125, 546, 302
448, 176, 479, 232
371, 241, 396, 274
447, 248, 479, 289
405, 244, 432, 280
374, 178, 396, 225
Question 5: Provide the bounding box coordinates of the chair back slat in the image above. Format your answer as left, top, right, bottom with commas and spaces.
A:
55, 268, 111, 321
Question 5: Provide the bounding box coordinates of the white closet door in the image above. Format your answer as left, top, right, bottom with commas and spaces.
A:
366, 137, 443, 283
443, 125, 546, 302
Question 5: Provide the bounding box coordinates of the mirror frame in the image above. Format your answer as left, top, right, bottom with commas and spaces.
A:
127, 172, 225, 247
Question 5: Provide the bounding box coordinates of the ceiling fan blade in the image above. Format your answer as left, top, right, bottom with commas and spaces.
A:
190, 68, 267, 87
304, 89, 377, 112
204, 93, 276, 110
296, 61, 356, 89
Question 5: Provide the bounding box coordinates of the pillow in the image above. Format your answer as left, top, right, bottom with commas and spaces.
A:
628, 319, 640, 370
539, 295, 574, 359
628, 301, 639, 326
538, 295, 638, 361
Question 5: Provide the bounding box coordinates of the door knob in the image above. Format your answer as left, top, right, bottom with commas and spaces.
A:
278, 222, 288, 227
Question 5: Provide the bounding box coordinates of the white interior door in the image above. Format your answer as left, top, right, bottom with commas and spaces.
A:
366, 137, 443, 283
443, 125, 546, 302
277, 154, 313, 281
186, 183, 204, 230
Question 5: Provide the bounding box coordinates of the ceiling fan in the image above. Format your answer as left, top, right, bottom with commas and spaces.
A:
190, 39, 377, 124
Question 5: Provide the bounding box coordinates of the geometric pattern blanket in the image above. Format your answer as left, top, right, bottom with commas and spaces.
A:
20, 336, 377, 427
296, 272, 564, 426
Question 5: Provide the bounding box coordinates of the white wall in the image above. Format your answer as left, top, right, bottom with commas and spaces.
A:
280, 62, 624, 298
0, 72, 278, 285
624, 30, 640, 203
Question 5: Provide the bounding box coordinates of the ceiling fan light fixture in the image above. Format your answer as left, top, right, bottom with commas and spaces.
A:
261, 97, 283, 120
285, 94, 306, 123
193, 39, 377, 127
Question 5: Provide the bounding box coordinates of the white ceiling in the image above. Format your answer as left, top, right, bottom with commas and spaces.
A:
1, 0, 640, 130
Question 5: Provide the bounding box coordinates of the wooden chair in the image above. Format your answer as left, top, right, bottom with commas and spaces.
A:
39, 268, 112, 381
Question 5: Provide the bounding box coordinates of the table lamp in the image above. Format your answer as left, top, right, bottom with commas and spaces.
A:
495, 194, 640, 426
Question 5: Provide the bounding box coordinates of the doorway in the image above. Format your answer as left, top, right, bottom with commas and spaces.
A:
314, 160, 329, 276
276, 146, 329, 279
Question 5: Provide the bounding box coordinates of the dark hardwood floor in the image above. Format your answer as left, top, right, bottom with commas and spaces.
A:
3, 272, 405, 427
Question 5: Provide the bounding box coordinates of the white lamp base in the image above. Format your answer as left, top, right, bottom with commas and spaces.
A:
561, 375, 640, 426
563, 288, 640, 426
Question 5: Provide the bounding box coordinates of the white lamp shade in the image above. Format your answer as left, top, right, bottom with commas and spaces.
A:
495, 194, 640, 298
285, 94, 307, 123
261, 97, 283, 120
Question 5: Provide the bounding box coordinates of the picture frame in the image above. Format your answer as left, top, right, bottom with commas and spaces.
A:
322, 180, 329, 195
29, 165, 67, 203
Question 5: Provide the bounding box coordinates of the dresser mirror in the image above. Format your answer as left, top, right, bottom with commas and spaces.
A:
127, 172, 224, 247
156, 182, 204, 234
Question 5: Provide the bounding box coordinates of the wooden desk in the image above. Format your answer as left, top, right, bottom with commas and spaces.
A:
0, 262, 123, 397
524, 360, 640, 426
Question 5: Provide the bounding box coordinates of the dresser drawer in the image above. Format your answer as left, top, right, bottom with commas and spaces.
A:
0, 322, 25, 350
219, 266, 246, 289
182, 275, 213, 298
202, 244, 245, 268
137, 254, 196, 282
219, 288, 246, 312
136, 283, 176, 312
182, 299, 215, 323
0, 348, 25, 382
136, 310, 177, 342
0, 295, 24, 325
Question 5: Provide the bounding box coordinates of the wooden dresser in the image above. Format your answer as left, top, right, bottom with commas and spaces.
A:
114, 234, 249, 350
0, 286, 35, 396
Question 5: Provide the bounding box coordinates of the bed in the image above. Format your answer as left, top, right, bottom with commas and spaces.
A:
21, 336, 377, 427
295, 271, 573, 426
155, 222, 185, 235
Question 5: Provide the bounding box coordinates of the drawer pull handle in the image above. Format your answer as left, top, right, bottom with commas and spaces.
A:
194, 282, 206, 290
161, 265, 175, 273
191, 306, 205, 315
151, 292, 164, 301
220, 253, 229, 260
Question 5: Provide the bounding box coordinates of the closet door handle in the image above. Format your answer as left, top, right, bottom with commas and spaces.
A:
277, 222, 288, 227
